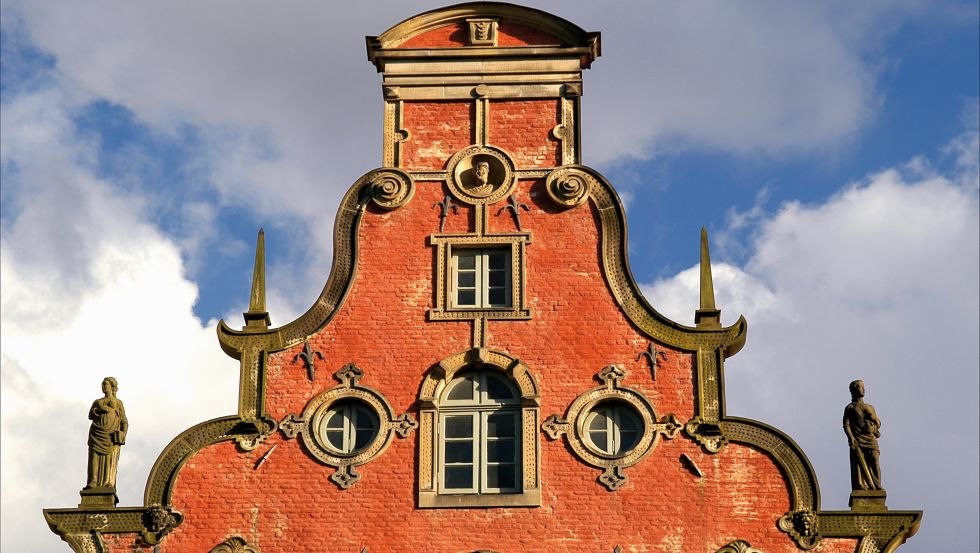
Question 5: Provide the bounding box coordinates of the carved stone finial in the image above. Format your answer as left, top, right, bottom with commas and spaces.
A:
695, 227, 721, 328
80, 377, 127, 508
844, 379, 888, 510
243, 228, 271, 331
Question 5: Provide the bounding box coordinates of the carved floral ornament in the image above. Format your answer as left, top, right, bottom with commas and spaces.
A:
541, 365, 682, 491
210, 536, 260, 553
278, 363, 417, 489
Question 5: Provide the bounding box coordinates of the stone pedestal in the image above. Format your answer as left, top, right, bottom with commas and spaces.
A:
849, 489, 887, 511
79, 486, 118, 508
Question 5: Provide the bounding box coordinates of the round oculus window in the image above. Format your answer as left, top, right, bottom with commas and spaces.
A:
316, 399, 380, 455
583, 401, 643, 457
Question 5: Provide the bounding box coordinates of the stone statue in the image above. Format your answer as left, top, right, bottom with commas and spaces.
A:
470, 160, 494, 196
85, 377, 128, 490
842, 379, 882, 491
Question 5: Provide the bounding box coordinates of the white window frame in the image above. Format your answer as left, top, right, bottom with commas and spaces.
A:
450, 248, 512, 309
437, 371, 521, 495
583, 402, 642, 457
319, 400, 380, 455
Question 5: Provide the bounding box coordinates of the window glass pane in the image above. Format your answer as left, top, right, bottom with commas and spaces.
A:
444, 466, 474, 489
446, 375, 475, 401
617, 408, 641, 431
325, 430, 344, 451
484, 374, 516, 401
588, 411, 609, 432
487, 288, 507, 306
487, 251, 507, 270
618, 431, 641, 453
457, 290, 476, 306
588, 430, 608, 453
486, 439, 515, 463
353, 428, 373, 450
487, 270, 505, 287
458, 272, 476, 288
444, 441, 474, 463
325, 410, 345, 429
486, 412, 516, 437
456, 252, 476, 269
486, 464, 516, 489
444, 415, 474, 438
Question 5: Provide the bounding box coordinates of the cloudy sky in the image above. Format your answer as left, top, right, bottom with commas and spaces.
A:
1, 1, 977, 551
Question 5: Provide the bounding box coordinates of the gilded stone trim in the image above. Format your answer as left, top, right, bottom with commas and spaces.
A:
417, 348, 540, 508
279, 364, 415, 489
43, 505, 183, 551
541, 366, 681, 491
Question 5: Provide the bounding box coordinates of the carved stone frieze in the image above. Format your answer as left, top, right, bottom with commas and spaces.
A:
542, 366, 681, 491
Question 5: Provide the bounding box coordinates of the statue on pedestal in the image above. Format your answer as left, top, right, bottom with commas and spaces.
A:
84, 377, 128, 491
843, 379, 885, 507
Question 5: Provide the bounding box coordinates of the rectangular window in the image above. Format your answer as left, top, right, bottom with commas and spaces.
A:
451, 248, 512, 309
438, 410, 520, 495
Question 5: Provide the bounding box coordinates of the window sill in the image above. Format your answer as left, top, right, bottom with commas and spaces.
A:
418, 488, 541, 508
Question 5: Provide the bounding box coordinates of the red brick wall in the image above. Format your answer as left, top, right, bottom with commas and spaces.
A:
401, 102, 473, 170
398, 22, 561, 49
145, 179, 859, 552
490, 101, 561, 168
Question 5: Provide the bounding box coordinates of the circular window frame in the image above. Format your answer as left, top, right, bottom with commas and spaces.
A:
579, 399, 645, 459
567, 387, 659, 469
302, 386, 395, 467
312, 397, 383, 457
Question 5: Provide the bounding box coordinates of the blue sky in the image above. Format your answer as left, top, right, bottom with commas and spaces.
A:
2, 2, 977, 552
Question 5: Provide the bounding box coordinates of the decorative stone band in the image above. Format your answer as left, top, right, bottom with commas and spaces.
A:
43, 504, 182, 551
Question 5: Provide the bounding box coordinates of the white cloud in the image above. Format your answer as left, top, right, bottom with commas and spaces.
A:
6, 1, 954, 297
1, 74, 238, 553
643, 131, 979, 551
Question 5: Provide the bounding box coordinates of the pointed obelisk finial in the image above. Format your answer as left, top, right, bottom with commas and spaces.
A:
695, 226, 721, 329
243, 228, 271, 331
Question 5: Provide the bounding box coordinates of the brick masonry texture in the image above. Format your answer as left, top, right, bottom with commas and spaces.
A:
399, 22, 559, 49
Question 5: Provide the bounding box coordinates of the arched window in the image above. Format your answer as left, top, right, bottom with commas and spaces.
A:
439, 370, 521, 494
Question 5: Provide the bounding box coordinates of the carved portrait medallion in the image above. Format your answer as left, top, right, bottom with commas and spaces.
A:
445, 145, 517, 206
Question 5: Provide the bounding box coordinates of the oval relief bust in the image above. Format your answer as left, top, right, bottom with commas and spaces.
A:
446, 145, 517, 206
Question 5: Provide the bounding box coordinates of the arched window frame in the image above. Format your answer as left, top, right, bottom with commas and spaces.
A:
417, 348, 540, 508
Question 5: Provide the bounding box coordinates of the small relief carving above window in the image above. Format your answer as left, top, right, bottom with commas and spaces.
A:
466, 18, 499, 47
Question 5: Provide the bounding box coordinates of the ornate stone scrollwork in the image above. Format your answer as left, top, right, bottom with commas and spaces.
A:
544, 166, 595, 208
141, 504, 181, 543
367, 168, 415, 210
233, 416, 278, 452
778, 509, 821, 550
716, 540, 764, 553
541, 365, 682, 491
210, 536, 261, 553
284, 364, 414, 488
685, 416, 728, 453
